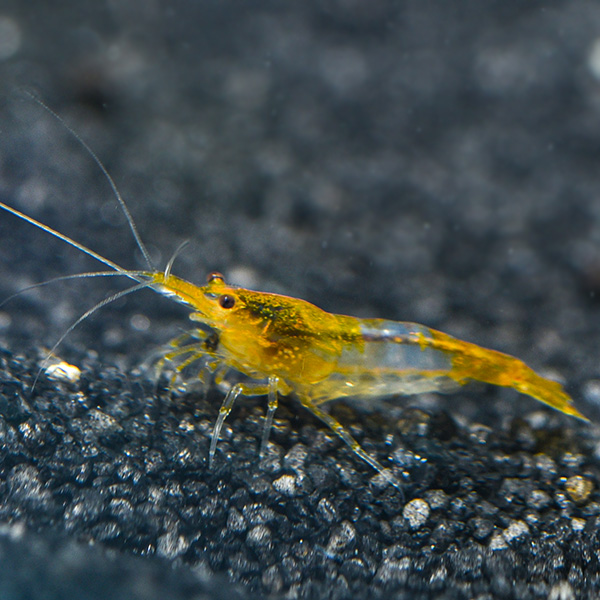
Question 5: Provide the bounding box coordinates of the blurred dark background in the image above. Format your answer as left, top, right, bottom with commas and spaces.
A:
0, 2, 600, 599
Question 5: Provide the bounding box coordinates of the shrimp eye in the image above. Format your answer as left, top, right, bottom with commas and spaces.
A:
219, 294, 235, 309
207, 272, 225, 284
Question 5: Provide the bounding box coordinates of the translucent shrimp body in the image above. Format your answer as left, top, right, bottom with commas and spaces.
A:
151, 271, 587, 485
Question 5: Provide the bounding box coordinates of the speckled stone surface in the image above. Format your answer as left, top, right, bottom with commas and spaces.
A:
0, 2, 600, 599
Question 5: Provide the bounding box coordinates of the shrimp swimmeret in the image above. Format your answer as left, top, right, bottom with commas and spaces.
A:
0, 104, 588, 491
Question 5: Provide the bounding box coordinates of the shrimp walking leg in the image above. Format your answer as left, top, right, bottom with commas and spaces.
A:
298, 396, 402, 492
259, 376, 279, 458
156, 331, 209, 373
209, 380, 277, 467
158, 330, 222, 391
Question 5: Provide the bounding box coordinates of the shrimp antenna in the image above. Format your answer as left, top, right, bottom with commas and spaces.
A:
0, 200, 134, 276
21, 90, 155, 272
33, 280, 153, 389
164, 240, 191, 279
0, 270, 150, 310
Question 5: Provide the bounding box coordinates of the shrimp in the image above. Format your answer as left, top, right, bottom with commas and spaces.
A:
150, 270, 588, 485
0, 98, 588, 492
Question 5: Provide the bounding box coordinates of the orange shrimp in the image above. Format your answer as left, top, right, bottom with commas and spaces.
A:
150, 269, 588, 486
0, 97, 588, 491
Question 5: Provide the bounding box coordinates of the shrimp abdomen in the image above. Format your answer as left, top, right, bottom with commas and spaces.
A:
305, 318, 586, 421
304, 319, 457, 402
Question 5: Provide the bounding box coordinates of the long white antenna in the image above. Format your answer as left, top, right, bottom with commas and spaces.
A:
22, 90, 155, 272
33, 281, 153, 389
0, 270, 150, 310
0, 200, 132, 275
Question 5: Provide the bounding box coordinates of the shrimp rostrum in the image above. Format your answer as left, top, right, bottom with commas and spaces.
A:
0, 99, 588, 491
